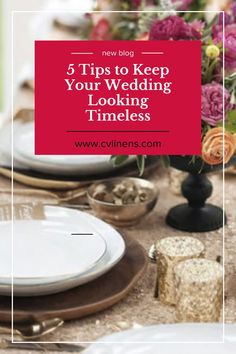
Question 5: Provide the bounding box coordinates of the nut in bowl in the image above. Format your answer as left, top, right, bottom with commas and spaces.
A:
87, 178, 159, 227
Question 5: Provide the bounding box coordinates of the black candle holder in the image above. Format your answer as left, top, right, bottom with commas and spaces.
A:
166, 156, 229, 233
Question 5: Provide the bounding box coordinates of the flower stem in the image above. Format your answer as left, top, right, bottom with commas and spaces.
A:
205, 58, 218, 83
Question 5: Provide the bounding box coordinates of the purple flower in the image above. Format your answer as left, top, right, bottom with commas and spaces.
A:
218, 12, 232, 26
179, 21, 202, 39
201, 82, 231, 126
172, 0, 193, 11
212, 12, 233, 38
212, 9, 236, 38
231, 2, 236, 21
214, 24, 236, 71
149, 16, 183, 40
131, 0, 141, 8
149, 15, 201, 40
191, 19, 205, 33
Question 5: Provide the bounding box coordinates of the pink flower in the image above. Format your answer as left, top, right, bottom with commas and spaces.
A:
172, 0, 193, 11
232, 2, 236, 20
214, 24, 236, 71
90, 19, 112, 40
191, 20, 205, 33
132, 0, 155, 8
149, 16, 201, 40
131, 0, 141, 7
201, 82, 231, 126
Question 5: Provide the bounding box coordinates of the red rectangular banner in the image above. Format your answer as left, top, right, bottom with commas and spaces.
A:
35, 40, 201, 155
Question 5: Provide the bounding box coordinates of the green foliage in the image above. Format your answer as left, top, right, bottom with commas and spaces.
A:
111, 155, 147, 175
184, 0, 208, 21
201, 122, 211, 140
113, 13, 138, 40
201, 14, 219, 40
110, 155, 129, 166
136, 155, 146, 176
224, 110, 236, 133
137, 8, 161, 34
226, 72, 236, 106
161, 155, 170, 168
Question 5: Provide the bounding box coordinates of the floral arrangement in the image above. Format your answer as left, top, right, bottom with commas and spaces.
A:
91, 0, 236, 173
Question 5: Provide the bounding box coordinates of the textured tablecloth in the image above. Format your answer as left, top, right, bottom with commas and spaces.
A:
0, 166, 235, 352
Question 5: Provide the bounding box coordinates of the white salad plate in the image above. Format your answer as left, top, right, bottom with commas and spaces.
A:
83, 324, 236, 354
0, 206, 125, 296
12, 122, 134, 175
0, 216, 106, 281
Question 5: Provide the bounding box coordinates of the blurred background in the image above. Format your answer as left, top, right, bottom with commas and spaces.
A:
0, 0, 44, 123
0, 0, 230, 125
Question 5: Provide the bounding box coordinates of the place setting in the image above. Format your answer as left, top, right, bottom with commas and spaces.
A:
0, 201, 148, 317
0, 87, 159, 343
0, 137, 160, 344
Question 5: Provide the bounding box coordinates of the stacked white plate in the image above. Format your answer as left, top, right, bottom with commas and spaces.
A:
0, 206, 125, 296
83, 324, 236, 354
0, 121, 133, 175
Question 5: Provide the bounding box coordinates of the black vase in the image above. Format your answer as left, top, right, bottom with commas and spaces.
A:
166, 156, 231, 233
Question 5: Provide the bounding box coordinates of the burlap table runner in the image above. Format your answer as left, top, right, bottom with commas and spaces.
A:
0, 170, 235, 349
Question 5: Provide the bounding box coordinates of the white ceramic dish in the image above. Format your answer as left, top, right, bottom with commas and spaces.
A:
12, 122, 134, 175
36, 0, 94, 29
0, 220, 106, 281
83, 324, 236, 354
0, 206, 125, 296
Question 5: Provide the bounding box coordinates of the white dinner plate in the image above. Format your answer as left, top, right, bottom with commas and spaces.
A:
83, 324, 236, 354
0, 206, 125, 296
0, 220, 106, 281
12, 122, 134, 175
